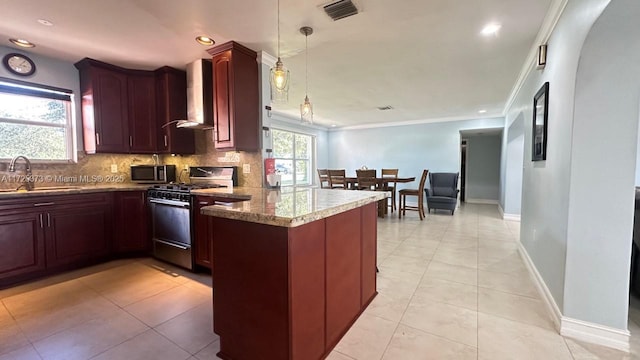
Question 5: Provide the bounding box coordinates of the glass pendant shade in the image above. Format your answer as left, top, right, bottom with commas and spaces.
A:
300, 95, 313, 123
270, 58, 289, 103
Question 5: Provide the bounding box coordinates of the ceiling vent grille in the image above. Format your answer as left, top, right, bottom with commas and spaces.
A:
377, 106, 394, 111
324, 0, 359, 21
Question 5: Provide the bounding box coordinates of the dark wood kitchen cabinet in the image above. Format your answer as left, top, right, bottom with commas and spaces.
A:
75, 59, 129, 154
207, 41, 259, 151
114, 190, 150, 255
194, 196, 214, 269
0, 211, 46, 285
46, 201, 112, 270
127, 73, 157, 153
0, 193, 113, 287
155, 67, 195, 154
76, 58, 192, 154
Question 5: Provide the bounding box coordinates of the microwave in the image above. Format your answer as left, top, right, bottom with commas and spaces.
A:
130, 165, 176, 183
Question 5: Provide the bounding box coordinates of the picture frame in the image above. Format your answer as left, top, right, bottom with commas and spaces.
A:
532, 82, 549, 161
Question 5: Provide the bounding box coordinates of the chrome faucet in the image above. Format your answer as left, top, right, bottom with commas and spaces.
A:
9, 155, 34, 191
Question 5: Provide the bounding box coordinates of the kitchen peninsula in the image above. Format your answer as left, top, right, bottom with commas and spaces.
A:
198, 187, 386, 360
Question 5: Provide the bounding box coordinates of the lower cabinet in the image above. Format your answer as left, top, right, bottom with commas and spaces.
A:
0, 212, 46, 284
194, 196, 214, 269
0, 192, 114, 287
113, 191, 150, 254
45, 203, 112, 269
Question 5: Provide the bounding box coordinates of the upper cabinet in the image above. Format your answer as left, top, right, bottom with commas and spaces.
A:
75, 58, 194, 154
128, 72, 157, 153
155, 67, 195, 154
207, 41, 260, 152
75, 60, 129, 153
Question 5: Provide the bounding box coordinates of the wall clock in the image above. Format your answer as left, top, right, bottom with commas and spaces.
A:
2, 53, 36, 76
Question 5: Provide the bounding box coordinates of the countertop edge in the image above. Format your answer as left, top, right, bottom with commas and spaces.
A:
201, 191, 387, 227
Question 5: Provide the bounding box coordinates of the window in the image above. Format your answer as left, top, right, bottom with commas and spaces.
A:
0, 78, 74, 161
272, 128, 315, 187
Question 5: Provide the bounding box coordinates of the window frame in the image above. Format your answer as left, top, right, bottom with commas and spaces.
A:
271, 127, 316, 188
0, 77, 76, 163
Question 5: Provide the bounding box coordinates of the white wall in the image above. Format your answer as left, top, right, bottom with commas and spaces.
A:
563, 0, 640, 330
466, 134, 501, 202
504, 0, 610, 315
328, 117, 504, 193
502, 113, 525, 215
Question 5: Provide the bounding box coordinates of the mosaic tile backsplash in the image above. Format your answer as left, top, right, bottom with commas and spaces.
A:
0, 131, 263, 190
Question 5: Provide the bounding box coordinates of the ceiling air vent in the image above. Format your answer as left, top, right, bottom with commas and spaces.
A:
324, 0, 359, 21
377, 106, 394, 111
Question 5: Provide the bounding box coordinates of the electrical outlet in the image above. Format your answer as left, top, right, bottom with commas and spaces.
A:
110, 164, 118, 173
243, 164, 251, 174
184, 165, 189, 171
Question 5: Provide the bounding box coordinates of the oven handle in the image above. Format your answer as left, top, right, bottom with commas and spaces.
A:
155, 239, 190, 250
149, 198, 190, 208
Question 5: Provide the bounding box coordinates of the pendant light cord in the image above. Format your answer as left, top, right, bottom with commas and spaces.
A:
277, 0, 281, 58
305, 32, 309, 96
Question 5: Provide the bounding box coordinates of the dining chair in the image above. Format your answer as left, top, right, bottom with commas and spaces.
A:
399, 169, 429, 220
381, 168, 399, 212
317, 169, 330, 189
355, 169, 377, 190
327, 169, 347, 189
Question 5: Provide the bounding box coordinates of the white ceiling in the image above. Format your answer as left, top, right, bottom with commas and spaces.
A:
0, 0, 552, 128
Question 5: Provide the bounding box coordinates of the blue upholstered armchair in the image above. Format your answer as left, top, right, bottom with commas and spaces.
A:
425, 172, 459, 215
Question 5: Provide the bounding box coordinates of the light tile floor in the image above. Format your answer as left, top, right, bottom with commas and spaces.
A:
0, 203, 638, 359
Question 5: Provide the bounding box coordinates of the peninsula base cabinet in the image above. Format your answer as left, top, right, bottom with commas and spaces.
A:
0, 193, 116, 288
212, 203, 377, 360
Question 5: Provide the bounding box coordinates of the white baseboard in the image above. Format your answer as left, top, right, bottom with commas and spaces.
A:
465, 198, 499, 205
497, 205, 521, 221
517, 242, 562, 331
518, 243, 631, 352
561, 317, 630, 352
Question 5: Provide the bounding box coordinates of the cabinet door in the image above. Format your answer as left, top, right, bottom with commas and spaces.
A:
0, 212, 46, 284
128, 74, 157, 153
212, 51, 234, 150
194, 196, 214, 269
46, 204, 112, 269
155, 68, 195, 154
92, 66, 130, 153
114, 191, 150, 254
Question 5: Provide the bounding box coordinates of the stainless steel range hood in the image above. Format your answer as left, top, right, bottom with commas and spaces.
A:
173, 59, 214, 130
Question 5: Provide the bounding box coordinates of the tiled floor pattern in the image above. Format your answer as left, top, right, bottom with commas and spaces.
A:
0, 203, 637, 359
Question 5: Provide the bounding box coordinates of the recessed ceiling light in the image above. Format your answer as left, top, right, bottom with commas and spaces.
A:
481, 23, 501, 36
478, 109, 487, 114
195, 36, 215, 46
37, 19, 53, 26
331, 124, 337, 127
9, 38, 35, 48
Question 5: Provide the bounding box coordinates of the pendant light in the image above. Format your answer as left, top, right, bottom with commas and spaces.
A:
300, 26, 313, 124
270, 0, 290, 103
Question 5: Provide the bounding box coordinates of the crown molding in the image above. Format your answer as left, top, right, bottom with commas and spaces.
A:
258, 51, 277, 67
331, 114, 504, 131
503, 0, 569, 115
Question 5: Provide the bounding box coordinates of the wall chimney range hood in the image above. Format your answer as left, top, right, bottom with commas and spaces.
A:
167, 59, 214, 130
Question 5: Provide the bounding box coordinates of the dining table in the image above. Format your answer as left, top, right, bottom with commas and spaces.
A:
344, 176, 417, 217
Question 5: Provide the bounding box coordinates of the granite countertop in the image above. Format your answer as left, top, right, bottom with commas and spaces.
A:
0, 184, 150, 198
197, 187, 387, 228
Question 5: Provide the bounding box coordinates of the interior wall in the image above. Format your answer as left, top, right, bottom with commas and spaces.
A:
563, 0, 640, 330
327, 117, 504, 193
465, 134, 501, 202
503, 0, 610, 313
503, 113, 525, 215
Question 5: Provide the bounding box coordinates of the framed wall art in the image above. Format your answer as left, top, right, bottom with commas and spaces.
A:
532, 82, 549, 161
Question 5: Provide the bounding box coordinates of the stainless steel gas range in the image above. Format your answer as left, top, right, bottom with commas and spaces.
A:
147, 166, 237, 270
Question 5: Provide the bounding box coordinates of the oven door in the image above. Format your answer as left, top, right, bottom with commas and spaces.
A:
149, 198, 193, 269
